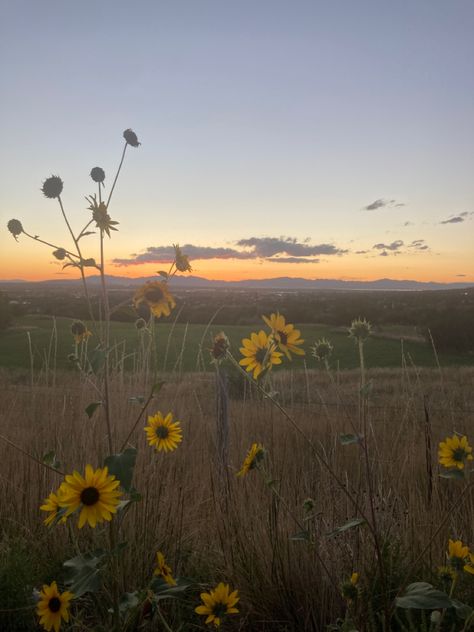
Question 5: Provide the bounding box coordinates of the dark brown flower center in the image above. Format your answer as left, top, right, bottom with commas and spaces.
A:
453, 448, 466, 462
277, 330, 288, 345
255, 348, 267, 365
212, 602, 227, 618
48, 597, 61, 613
156, 426, 169, 439
80, 486, 100, 506
145, 287, 164, 303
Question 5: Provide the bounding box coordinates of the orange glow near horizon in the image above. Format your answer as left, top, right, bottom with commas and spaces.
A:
1, 252, 472, 284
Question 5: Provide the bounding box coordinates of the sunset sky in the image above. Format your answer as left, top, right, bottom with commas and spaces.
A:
1, 1, 473, 283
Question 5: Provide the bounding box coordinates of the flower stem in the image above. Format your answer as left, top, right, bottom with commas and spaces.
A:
106, 142, 128, 208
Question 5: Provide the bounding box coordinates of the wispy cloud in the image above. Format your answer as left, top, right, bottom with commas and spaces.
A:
440, 211, 473, 225
112, 236, 348, 267
373, 240, 404, 251
408, 239, 429, 251
363, 198, 405, 211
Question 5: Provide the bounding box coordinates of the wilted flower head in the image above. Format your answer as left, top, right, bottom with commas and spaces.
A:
236, 443, 265, 477
341, 572, 359, 601
41, 175, 63, 199
173, 244, 192, 273
210, 332, 230, 363
349, 317, 372, 341
123, 128, 140, 147
52, 248, 67, 261
71, 320, 92, 344
135, 318, 147, 331
90, 167, 105, 183
303, 497, 315, 513
7, 219, 23, 240
86, 195, 119, 237
311, 338, 333, 361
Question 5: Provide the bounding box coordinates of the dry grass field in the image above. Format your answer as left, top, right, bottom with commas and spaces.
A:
1, 364, 473, 630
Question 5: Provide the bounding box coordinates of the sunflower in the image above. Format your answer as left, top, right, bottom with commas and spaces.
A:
464, 552, 474, 575
173, 243, 192, 272
239, 330, 283, 379
448, 539, 469, 571
438, 434, 473, 470
134, 281, 176, 318
195, 582, 239, 627
40, 484, 68, 527
154, 551, 177, 586
262, 312, 305, 359
59, 465, 122, 529
36, 581, 73, 632
236, 443, 265, 477
71, 320, 92, 345
145, 412, 183, 452
341, 572, 359, 601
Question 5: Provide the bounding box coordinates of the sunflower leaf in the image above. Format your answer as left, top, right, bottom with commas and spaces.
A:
42, 450, 60, 470
340, 433, 364, 446
150, 576, 193, 600
157, 270, 169, 278
451, 599, 473, 620
326, 518, 365, 537
85, 401, 102, 419
439, 469, 465, 480
396, 582, 453, 610
63, 551, 105, 597
118, 591, 141, 614
129, 395, 146, 405
104, 448, 137, 492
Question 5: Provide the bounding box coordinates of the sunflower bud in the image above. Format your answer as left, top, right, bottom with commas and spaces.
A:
41, 175, 63, 199
90, 167, 105, 183
53, 248, 67, 260
311, 338, 333, 361
135, 318, 147, 331
349, 317, 372, 341
123, 128, 140, 147
303, 498, 315, 513
173, 244, 192, 273
210, 332, 230, 363
86, 195, 119, 237
7, 219, 23, 240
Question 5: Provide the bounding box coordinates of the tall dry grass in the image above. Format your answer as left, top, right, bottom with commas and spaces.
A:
1, 365, 473, 630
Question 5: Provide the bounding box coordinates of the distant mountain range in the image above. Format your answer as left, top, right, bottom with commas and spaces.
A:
1, 275, 473, 291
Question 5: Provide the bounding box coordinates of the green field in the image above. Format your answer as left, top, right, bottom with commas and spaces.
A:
1, 314, 472, 372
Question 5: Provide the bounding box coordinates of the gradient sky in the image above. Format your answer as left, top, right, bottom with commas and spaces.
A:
1, 0, 473, 282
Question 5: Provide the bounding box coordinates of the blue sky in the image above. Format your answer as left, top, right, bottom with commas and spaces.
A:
1, 0, 473, 281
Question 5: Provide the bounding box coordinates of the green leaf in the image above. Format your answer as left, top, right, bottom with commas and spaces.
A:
63, 551, 105, 597
157, 270, 169, 278
289, 530, 310, 542
150, 576, 193, 600
451, 599, 473, 620
85, 401, 102, 419
340, 433, 363, 446
89, 348, 106, 374
396, 582, 452, 610
119, 591, 141, 614
104, 448, 137, 492
326, 518, 365, 537
439, 469, 465, 480
152, 381, 166, 394
42, 450, 60, 470
128, 395, 146, 405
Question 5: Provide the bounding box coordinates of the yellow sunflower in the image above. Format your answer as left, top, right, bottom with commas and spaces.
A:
341, 571, 359, 601
438, 434, 473, 470
36, 581, 73, 632
262, 312, 305, 360
133, 281, 176, 318
448, 539, 469, 570
40, 483, 68, 527
145, 412, 183, 452
59, 465, 122, 529
464, 552, 474, 575
239, 330, 283, 379
154, 551, 177, 586
236, 443, 265, 477
195, 582, 239, 627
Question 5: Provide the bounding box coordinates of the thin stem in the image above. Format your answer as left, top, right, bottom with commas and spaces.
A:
106, 142, 128, 208
22, 231, 79, 259
0, 432, 64, 476
100, 227, 113, 455
120, 388, 156, 451
155, 606, 175, 632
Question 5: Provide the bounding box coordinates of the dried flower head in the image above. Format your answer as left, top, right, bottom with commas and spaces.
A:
173, 244, 192, 273
7, 219, 23, 240
349, 317, 372, 341
311, 338, 333, 361
90, 167, 105, 183
52, 248, 67, 261
86, 195, 119, 237
41, 175, 63, 199
71, 320, 92, 344
210, 332, 230, 363
303, 497, 315, 513
123, 128, 141, 147
135, 318, 147, 331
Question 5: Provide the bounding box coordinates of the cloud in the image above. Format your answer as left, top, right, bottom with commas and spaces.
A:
379, 251, 389, 257
267, 257, 320, 264
408, 239, 429, 251
403, 221, 413, 226
456, 274, 466, 277
363, 198, 405, 211
373, 240, 404, 251
112, 236, 348, 267
355, 250, 369, 254
440, 211, 473, 225
236, 236, 347, 257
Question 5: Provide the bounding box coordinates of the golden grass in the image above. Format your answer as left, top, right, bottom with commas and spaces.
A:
1, 366, 473, 630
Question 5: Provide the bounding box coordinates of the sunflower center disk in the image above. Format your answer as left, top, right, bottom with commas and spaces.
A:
156, 426, 170, 439
48, 597, 61, 613
80, 486, 100, 506
255, 348, 267, 365
212, 602, 227, 618
145, 288, 164, 302
278, 330, 288, 345
453, 448, 466, 462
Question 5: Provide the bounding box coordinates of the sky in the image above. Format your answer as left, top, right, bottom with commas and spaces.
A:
1, 0, 473, 283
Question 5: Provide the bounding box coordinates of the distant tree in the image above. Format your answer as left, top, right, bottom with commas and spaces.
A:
0, 291, 12, 331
